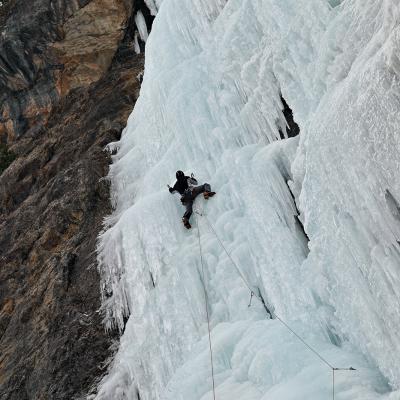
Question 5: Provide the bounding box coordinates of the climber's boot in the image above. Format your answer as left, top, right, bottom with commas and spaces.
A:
203, 191, 216, 200
182, 217, 191, 229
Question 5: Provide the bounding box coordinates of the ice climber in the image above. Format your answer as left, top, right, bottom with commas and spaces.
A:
169, 170, 216, 229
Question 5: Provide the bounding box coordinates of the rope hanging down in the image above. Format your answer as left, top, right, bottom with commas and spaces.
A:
194, 211, 356, 400
203, 214, 273, 318
195, 212, 217, 400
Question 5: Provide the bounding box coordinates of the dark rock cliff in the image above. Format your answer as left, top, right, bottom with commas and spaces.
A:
0, 0, 150, 399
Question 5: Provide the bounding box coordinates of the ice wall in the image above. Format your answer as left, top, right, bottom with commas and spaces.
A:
93, 0, 400, 399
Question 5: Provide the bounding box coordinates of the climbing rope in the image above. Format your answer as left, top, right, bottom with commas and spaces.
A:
203, 213, 258, 296
195, 210, 356, 400
198, 211, 273, 318
195, 212, 217, 400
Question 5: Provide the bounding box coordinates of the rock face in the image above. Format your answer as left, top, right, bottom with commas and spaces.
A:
50, 0, 127, 96
0, 0, 152, 399
0, 0, 151, 141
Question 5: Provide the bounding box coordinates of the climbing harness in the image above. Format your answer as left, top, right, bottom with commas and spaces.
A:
194, 210, 356, 400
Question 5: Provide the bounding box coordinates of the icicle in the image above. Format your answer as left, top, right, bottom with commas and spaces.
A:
135, 11, 149, 43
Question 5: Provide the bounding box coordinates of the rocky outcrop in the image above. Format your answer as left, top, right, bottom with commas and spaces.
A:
0, 0, 149, 399
0, 0, 141, 141
50, 0, 128, 96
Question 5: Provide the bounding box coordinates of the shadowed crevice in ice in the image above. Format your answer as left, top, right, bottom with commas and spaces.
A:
279, 96, 300, 139
286, 180, 310, 246
385, 190, 400, 224
327, 0, 344, 8
149, 270, 156, 288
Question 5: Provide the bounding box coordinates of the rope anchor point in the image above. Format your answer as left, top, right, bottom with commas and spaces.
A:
248, 291, 254, 307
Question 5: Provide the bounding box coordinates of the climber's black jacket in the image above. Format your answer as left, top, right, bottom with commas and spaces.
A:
169, 176, 198, 195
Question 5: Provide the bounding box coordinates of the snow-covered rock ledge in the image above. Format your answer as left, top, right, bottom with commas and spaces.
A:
93, 0, 400, 399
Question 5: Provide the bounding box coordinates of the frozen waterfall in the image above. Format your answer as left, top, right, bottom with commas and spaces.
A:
92, 0, 400, 399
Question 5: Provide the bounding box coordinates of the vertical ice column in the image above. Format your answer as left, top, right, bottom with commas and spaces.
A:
135, 11, 149, 43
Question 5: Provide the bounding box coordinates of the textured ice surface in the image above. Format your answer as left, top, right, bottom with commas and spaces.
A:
94, 0, 400, 399
144, 0, 161, 16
